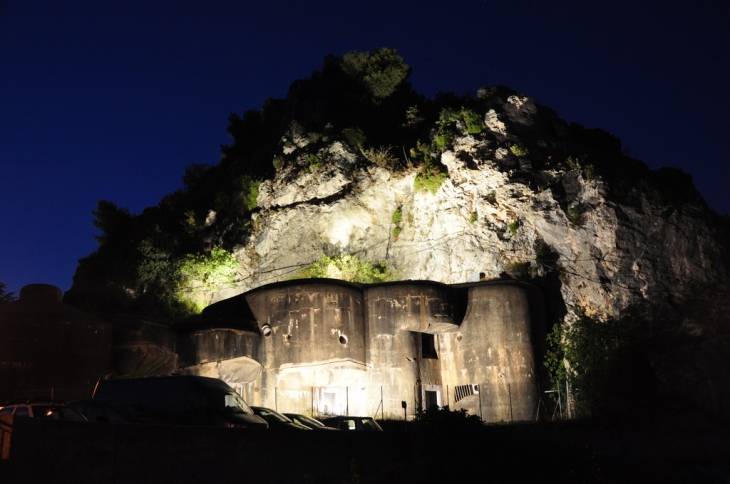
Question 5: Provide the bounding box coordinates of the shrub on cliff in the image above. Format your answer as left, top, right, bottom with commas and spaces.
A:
290, 254, 397, 284
341, 47, 411, 101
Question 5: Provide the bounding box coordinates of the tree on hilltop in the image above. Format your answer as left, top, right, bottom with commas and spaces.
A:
0, 282, 16, 303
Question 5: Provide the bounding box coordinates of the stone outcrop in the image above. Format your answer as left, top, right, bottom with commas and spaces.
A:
195, 89, 730, 423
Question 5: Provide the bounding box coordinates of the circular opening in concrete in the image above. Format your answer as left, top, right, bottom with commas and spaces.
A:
261, 324, 272, 337
339, 335, 348, 345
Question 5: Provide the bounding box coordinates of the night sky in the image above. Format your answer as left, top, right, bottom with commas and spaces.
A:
1, 0, 728, 297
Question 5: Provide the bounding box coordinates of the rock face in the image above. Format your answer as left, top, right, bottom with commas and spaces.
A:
210, 97, 728, 327
194, 89, 730, 423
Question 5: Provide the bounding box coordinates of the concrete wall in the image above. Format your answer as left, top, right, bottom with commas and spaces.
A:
440, 282, 539, 422
107, 316, 178, 377
363, 282, 460, 418
244, 280, 367, 413
1, 280, 545, 424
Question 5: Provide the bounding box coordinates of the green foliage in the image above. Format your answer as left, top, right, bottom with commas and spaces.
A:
391, 208, 403, 225
545, 309, 658, 418
179, 246, 239, 290
341, 47, 411, 100
137, 238, 179, 289
290, 254, 398, 284
434, 131, 453, 151
509, 143, 529, 157
437, 107, 484, 135
341, 127, 367, 151
273, 156, 284, 171
414, 405, 483, 432
392, 227, 402, 239
567, 203, 586, 226
414, 170, 448, 194
486, 191, 497, 204
509, 219, 520, 234
469, 211, 478, 223
0, 282, 16, 304
403, 105, 424, 128
306, 153, 323, 172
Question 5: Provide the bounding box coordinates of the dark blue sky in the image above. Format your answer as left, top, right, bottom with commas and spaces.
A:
1, 0, 728, 296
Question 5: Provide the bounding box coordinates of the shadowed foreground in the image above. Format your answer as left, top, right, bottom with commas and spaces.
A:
1, 415, 728, 483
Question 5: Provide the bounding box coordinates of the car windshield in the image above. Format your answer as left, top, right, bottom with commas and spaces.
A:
211, 392, 253, 414
36, 406, 87, 421
361, 418, 383, 431
254, 408, 291, 423
296, 415, 325, 427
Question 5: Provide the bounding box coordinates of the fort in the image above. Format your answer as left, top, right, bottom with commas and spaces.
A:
0, 280, 548, 422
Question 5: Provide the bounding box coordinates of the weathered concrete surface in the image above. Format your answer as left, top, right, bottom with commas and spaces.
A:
440, 282, 539, 422
106, 316, 178, 378
244, 279, 367, 412
0, 284, 112, 402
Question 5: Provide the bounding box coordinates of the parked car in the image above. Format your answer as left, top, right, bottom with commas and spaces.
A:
0, 400, 87, 421
67, 399, 173, 424
251, 407, 312, 430
283, 413, 341, 431
92, 375, 268, 429
321, 416, 383, 431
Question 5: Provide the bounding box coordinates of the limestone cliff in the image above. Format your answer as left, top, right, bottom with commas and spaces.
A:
209, 92, 728, 332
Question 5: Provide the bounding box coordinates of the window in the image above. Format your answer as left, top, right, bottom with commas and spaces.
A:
340, 419, 357, 430
14, 407, 29, 417
421, 333, 437, 359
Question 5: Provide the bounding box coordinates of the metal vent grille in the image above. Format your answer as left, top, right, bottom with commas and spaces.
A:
453, 384, 479, 403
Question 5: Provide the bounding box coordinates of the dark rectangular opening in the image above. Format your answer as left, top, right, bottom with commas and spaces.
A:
425, 390, 438, 410
421, 333, 437, 359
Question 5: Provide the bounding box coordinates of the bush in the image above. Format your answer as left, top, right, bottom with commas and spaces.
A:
342, 127, 367, 151
391, 208, 403, 225
509, 219, 520, 234
362, 146, 395, 168
509, 143, 529, 157
341, 47, 411, 100
414, 170, 448, 194
545, 308, 659, 419
179, 246, 239, 290
567, 203, 586, 226
414, 405, 483, 432
290, 254, 398, 283
470, 211, 478, 223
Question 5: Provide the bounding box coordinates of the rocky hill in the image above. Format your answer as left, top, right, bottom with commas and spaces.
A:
66, 48, 730, 423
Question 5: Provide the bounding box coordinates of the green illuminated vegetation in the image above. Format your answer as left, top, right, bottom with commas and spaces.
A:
469, 211, 478, 223
545, 308, 659, 418
391, 208, 402, 225
509, 143, 529, 157
509, 219, 520, 234
341, 47, 411, 101
290, 254, 398, 283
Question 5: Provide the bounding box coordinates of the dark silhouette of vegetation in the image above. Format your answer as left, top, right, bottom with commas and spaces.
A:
545, 307, 662, 422
414, 405, 484, 432
0, 282, 15, 303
